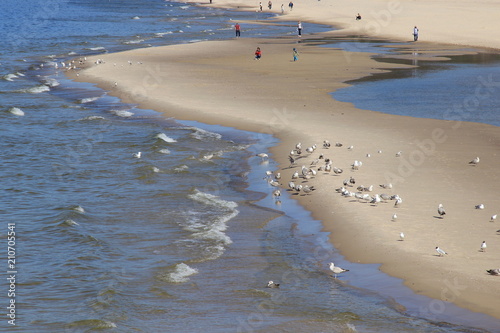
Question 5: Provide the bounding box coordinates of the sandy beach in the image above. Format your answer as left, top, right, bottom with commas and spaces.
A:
71, 0, 500, 321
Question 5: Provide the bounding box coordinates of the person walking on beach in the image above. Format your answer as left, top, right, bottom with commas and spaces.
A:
259, 2, 263, 11
292, 48, 299, 61
268, 1, 272, 10
281, 4, 284, 14
297, 21, 302, 37
289, 1, 293, 10
235, 23, 241, 37
413, 26, 419, 41
254, 47, 262, 60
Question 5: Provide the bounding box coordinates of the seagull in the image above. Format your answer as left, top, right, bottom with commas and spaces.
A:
323, 140, 331, 148
399, 232, 405, 241
272, 189, 281, 199
491, 214, 497, 222
486, 269, 500, 276
347, 145, 354, 151
256, 153, 269, 161
335, 142, 343, 147
288, 155, 296, 167
329, 262, 349, 279
394, 197, 403, 207
292, 171, 299, 179
480, 241, 487, 252
395, 151, 402, 157
266, 281, 280, 288
469, 157, 480, 165
133, 152, 141, 158
392, 213, 398, 221
379, 183, 393, 189
435, 246, 448, 256
475, 204, 485, 210
437, 204, 446, 218
302, 185, 315, 194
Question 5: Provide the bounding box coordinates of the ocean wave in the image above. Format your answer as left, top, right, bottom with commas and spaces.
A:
124, 39, 145, 44
3, 73, 18, 81
40, 77, 60, 88
68, 319, 117, 330
188, 190, 238, 211
154, 31, 173, 37
155, 132, 177, 143
77, 115, 106, 121
60, 219, 79, 226
78, 96, 101, 104
173, 165, 189, 172
71, 205, 85, 214
188, 127, 222, 140
87, 46, 106, 51
19, 85, 50, 94
132, 16, 140, 20
167, 263, 198, 283
110, 109, 134, 117
8, 107, 24, 116
158, 148, 171, 154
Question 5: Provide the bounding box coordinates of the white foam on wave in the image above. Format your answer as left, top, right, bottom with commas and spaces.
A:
168, 263, 198, 283
72, 205, 85, 214
8, 107, 24, 116
110, 109, 134, 117
174, 165, 189, 172
78, 115, 105, 121
3, 73, 18, 81
21, 85, 50, 94
88, 46, 106, 51
61, 219, 79, 226
189, 127, 222, 140
154, 31, 173, 37
78, 96, 100, 104
41, 77, 60, 87
155, 133, 177, 143
184, 190, 239, 254
124, 39, 145, 45
158, 148, 171, 154
179, 5, 190, 9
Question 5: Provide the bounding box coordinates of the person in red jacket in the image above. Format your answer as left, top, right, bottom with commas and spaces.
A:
254, 47, 262, 60
235, 23, 241, 37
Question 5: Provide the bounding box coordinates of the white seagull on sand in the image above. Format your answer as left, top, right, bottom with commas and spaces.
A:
469, 157, 480, 165
437, 204, 446, 218
486, 269, 500, 276
329, 262, 349, 278
399, 232, 405, 241
475, 204, 485, 210
480, 241, 487, 252
491, 214, 497, 222
435, 246, 448, 257
392, 213, 398, 221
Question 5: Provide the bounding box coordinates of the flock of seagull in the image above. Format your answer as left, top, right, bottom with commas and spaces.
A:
258, 140, 500, 285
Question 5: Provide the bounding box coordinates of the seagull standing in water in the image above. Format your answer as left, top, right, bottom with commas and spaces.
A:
435, 246, 448, 256
266, 281, 280, 288
329, 262, 349, 278
133, 152, 141, 158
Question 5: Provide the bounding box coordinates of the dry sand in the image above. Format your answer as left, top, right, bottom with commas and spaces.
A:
71, 0, 500, 321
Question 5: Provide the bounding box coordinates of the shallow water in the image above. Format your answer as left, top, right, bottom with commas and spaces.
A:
1, 1, 500, 332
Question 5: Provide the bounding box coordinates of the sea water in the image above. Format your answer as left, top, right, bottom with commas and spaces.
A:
1, 1, 500, 332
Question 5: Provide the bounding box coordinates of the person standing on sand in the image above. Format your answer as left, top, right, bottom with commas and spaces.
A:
297, 21, 302, 37
413, 26, 419, 41
259, 2, 263, 11
235, 23, 241, 37
254, 47, 262, 60
281, 4, 284, 14
292, 48, 299, 61
268, 1, 272, 10
289, 1, 293, 10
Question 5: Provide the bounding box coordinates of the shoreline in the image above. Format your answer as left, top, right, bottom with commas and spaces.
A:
69, 9, 500, 324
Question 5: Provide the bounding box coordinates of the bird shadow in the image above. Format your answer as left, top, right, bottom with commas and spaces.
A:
433, 216, 444, 219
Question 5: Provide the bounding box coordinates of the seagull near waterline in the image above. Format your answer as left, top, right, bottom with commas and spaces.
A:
266, 281, 280, 288
329, 262, 349, 279
435, 246, 448, 257
133, 152, 141, 158
437, 204, 446, 218
256, 152, 269, 161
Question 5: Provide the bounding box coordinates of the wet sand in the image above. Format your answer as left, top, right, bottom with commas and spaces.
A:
70, 6, 500, 321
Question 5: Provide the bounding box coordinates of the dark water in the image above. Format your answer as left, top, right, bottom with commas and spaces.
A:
1, 1, 500, 332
